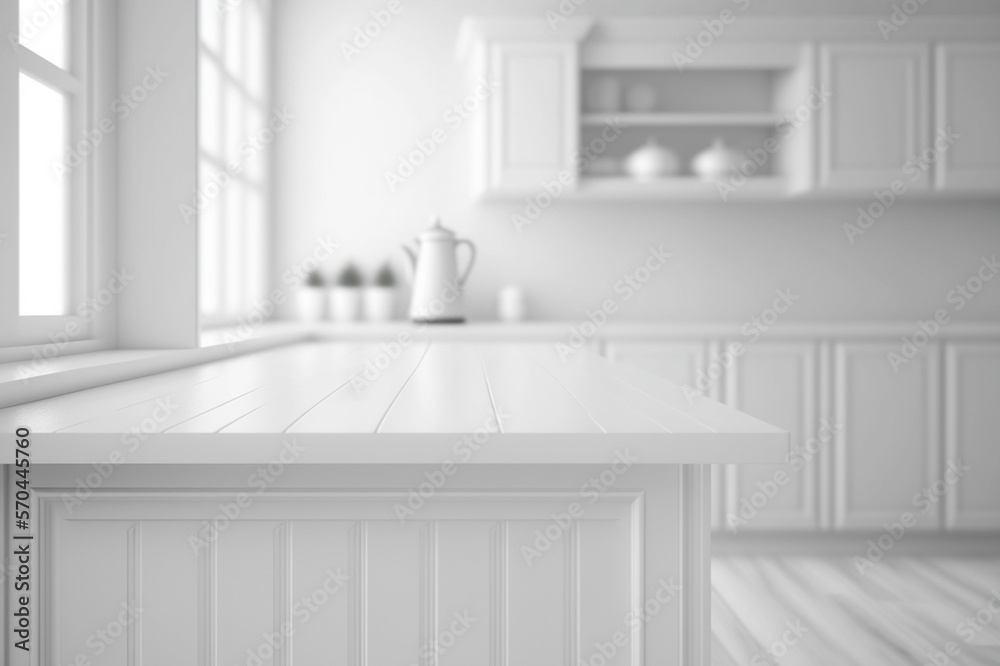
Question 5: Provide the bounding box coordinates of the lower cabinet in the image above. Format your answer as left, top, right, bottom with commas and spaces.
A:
724, 342, 820, 533
945, 342, 1000, 530
603, 341, 707, 390
833, 342, 941, 531
602, 334, 1000, 535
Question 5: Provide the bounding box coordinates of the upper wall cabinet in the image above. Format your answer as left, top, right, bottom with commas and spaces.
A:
457, 18, 1000, 201
457, 18, 593, 197
935, 43, 1000, 192
819, 43, 930, 191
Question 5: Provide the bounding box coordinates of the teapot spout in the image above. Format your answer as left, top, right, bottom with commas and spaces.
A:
399, 244, 417, 283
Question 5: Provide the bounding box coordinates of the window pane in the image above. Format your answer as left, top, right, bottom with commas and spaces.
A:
198, 156, 222, 317
223, 182, 243, 313
224, 3, 244, 81
198, 52, 222, 158
199, 0, 222, 54
244, 188, 266, 306
19, 73, 70, 316
244, 0, 265, 100
224, 82, 244, 165
19, 0, 69, 70
242, 104, 265, 183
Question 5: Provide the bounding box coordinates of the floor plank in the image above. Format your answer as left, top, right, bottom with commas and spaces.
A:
713, 557, 1000, 665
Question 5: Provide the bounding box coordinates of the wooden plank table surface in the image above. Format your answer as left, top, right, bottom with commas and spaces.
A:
0, 341, 788, 464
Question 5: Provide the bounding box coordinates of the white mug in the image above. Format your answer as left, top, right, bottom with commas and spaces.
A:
497, 286, 527, 322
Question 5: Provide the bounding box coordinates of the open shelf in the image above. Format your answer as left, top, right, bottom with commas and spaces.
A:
581, 112, 784, 127
575, 60, 813, 200
570, 176, 790, 201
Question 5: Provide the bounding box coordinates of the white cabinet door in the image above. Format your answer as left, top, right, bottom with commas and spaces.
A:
819, 43, 929, 190
934, 43, 1000, 191
833, 342, 941, 530
604, 341, 706, 388
945, 343, 1000, 530
724, 343, 820, 532
485, 41, 580, 195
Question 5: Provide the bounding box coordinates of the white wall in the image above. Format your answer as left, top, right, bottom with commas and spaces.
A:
116, 0, 198, 347
273, 0, 1000, 324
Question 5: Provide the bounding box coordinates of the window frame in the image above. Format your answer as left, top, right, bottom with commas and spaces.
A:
2, 0, 100, 353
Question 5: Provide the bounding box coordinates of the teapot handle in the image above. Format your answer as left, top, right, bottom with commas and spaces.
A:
455, 239, 476, 288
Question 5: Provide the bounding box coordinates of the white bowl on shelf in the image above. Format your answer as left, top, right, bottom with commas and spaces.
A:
624, 137, 680, 181
692, 138, 744, 181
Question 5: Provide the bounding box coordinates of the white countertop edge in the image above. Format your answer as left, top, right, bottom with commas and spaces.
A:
6, 432, 790, 465
307, 320, 1000, 339
7, 318, 1000, 409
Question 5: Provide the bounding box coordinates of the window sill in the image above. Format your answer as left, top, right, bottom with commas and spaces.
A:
0, 324, 310, 409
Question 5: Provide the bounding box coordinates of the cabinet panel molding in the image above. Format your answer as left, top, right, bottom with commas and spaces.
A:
819, 43, 930, 190
945, 343, 1000, 530
458, 17, 593, 197
833, 342, 941, 530
604, 340, 707, 389
724, 342, 820, 532
489, 42, 579, 191
934, 43, 1000, 191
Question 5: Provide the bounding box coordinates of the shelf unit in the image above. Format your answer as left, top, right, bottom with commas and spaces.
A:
576, 51, 815, 199
457, 17, 1000, 202
571, 176, 790, 201
581, 112, 784, 127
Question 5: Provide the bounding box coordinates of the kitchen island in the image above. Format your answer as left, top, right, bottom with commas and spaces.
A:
1, 342, 787, 666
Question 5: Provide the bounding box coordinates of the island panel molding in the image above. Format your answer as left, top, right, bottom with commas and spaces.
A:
28, 464, 706, 666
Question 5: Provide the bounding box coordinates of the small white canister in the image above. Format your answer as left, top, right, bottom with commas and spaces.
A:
497, 286, 527, 323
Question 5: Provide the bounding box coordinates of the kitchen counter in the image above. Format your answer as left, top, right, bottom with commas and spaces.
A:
5, 341, 787, 665
0, 341, 786, 465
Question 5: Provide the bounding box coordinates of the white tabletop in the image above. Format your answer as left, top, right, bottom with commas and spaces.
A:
0, 341, 788, 464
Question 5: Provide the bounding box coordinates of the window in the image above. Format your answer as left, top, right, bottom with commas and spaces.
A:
19, 73, 70, 316
3, 0, 91, 346
18, 0, 78, 317
198, 0, 272, 327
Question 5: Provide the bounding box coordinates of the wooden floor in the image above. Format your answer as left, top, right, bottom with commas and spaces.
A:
712, 557, 1000, 665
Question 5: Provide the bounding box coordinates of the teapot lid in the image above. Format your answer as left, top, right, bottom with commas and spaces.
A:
417, 216, 456, 241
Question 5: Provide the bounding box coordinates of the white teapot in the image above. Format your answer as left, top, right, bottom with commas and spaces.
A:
401, 218, 476, 323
